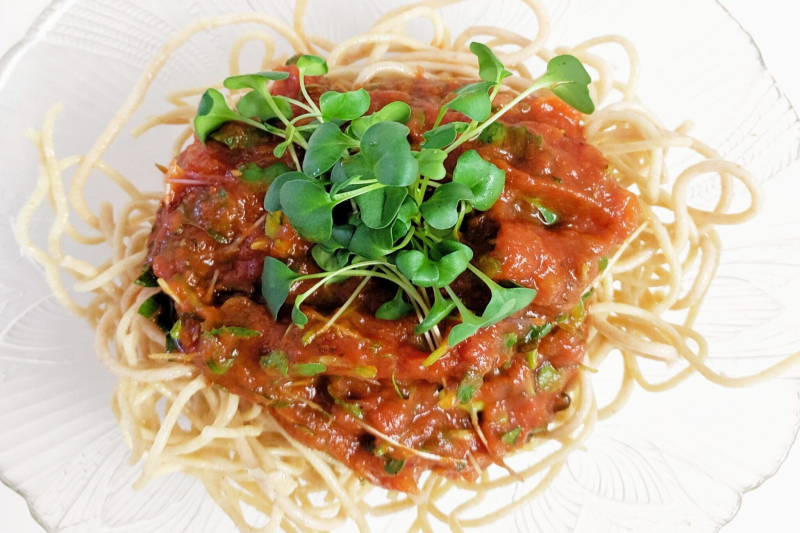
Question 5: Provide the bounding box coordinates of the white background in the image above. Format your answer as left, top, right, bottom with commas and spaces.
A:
1, 1, 799, 531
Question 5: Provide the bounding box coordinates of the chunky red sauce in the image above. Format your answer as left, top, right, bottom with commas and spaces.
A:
145, 68, 640, 492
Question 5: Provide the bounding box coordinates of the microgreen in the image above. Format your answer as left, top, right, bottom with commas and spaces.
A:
279, 180, 336, 242
349, 101, 411, 139
295, 55, 329, 76
376, 289, 414, 320
320, 89, 371, 121
470, 42, 512, 84
421, 122, 468, 150
303, 122, 357, 177
195, 42, 595, 350
262, 257, 300, 319
239, 162, 290, 184
452, 150, 505, 210
420, 183, 474, 230
195, 89, 267, 143
360, 122, 419, 186
440, 81, 494, 123
237, 91, 293, 122
414, 292, 456, 335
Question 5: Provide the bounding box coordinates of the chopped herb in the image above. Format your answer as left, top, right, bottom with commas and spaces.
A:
207, 326, 260, 338
334, 397, 363, 419
536, 362, 563, 392
524, 323, 553, 344
135, 268, 159, 287
293, 362, 326, 376
355, 365, 378, 379
207, 228, 232, 244
239, 162, 290, 184
137, 296, 161, 319
392, 373, 408, 400
525, 198, 559, 225
383, 457, 405, 475
477, 122, 507, 144
169, 319, 182, 341
504, 333, 518, 349
501, 427, 522, 445
599, 255, 609, 271
207, 358, 236, 375
457, 371, 484, 405
260, 350, 289, 377
526, 349, 538, 370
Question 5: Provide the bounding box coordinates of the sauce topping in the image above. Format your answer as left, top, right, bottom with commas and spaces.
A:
145, 69, 640, 492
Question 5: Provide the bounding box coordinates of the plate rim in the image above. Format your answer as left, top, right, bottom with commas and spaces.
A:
1, 1, 799, 532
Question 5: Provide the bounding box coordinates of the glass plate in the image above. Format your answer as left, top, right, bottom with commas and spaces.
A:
1, 0, 799, 532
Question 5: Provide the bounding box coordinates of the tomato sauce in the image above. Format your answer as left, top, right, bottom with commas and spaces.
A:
145, 69, 640, 492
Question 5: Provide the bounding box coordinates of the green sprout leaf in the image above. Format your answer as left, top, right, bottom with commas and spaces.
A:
444, 81, 494, 122
263, 171, 309, 212
538, 55, 594, 114
356, 186, 408, 229
224, 71, 289, 88
239, 162, 290, 184
195, 89, 261, 144
302, 122, 355, 177
419, 182, 474, 230
311, 245, 351, 272
237, 91, 293, 121
261, 257, 300, 319
349, 101, 412, 139
447, 278, 537, 347
415, 149, 447, 181
414, 293, 456, 335
395, 251, 440, 287
279, 180, 336, 242
376, 289, 414, 320
360, 122, 419, 186
452, 150, 505, 211
296, 55, 329, 76
421, 121, 468, 150
348, 224, 396, 260
320, 89, 371, 121
431, 240, 473, 287
469, 42, 512, 84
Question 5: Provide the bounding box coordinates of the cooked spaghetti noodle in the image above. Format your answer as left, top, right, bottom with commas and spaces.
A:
15, 0, 800, 531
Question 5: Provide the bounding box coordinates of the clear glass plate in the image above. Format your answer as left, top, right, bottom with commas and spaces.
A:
1, 1, 799, 532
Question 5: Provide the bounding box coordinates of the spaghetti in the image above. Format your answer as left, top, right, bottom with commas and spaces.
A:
15, 0, 800, 531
